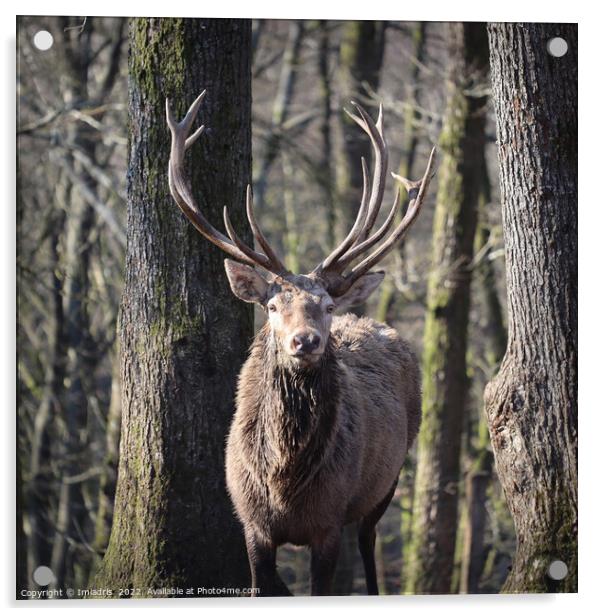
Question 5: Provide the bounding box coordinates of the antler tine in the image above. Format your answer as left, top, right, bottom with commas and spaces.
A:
315, 102, 388, 275
331, 147, 436, 295
317, 157, 371, 272
335, 186, 402, 270
245, 185, 287, 273
166, 93, 288, 275
222, 205, 272, 268
346, 101, 389, 243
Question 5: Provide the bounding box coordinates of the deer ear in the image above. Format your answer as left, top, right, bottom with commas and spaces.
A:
224, 259, 269, 304
334, 271, 385, 312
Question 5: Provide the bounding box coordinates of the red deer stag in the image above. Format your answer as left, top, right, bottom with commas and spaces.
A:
166, 91, 436, 596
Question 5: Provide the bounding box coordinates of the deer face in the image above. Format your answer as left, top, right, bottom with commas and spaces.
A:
225, 260, 384, 367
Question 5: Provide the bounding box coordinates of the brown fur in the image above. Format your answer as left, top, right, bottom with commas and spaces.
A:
225, 312, 421, 595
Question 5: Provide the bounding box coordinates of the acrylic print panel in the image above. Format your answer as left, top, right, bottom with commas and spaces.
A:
16, 16, 577, 599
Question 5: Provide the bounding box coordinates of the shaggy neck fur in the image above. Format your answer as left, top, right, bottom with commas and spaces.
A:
250, 325, 341, 501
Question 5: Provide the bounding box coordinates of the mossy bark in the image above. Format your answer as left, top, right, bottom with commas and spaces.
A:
94, 18, 253, 594
405, 23, 488, 594
377, 22, 427, 324
460, 165, 507, 594
335, 20, 386, 241
485, 23, 577, 593
335, 20, 386, 317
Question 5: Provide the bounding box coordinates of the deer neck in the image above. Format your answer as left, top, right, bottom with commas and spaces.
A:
256, 327, 341, 492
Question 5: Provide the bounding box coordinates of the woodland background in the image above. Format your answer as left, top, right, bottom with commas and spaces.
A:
16, 17, 577, 597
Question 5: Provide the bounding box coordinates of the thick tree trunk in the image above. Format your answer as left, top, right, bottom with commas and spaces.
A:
406, 23, 488, 594
94, 18, 253, 594
485, 22, 577, 593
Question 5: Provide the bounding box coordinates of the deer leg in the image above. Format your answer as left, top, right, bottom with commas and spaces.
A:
310, 527, 342, 596
358, 479, 398, 595
244, 528, 291, 597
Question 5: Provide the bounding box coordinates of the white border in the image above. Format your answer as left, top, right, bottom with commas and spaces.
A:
4, 2, 597, 614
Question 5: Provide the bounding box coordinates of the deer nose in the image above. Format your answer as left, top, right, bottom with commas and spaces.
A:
292, 332, 321, 354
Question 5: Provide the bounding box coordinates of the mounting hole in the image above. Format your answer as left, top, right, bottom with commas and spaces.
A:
547, 559, 568, 581
32, 565, 55, 586
547, 37, 568, 58
33, 30, 53, 51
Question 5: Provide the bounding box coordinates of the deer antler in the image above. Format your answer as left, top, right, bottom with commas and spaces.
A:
166, 94, 435, 294
166, 91, 288, 276
314, 102, 436, 297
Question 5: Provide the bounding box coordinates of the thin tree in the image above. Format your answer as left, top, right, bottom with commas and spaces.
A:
460, 165, 507, 594
405, 22, 489, 594
253, 20, 305, 212
485, 22, 577, 592
332, 24, 387, 589
377, 22, 427, 323
335, 21, 387, 245
94, 18, 253, 593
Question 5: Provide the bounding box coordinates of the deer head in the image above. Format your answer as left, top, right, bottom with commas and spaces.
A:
166, 91, 435, 367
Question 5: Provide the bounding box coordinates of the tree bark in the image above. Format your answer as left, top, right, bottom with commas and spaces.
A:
406, 22, 488, 594
484, 22, 577, 593
94, 18, 253, 594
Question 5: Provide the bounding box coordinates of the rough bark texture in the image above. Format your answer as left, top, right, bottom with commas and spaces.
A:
94, 18, 253, 594
485, 22, 577, 593
406, 23, 488, 594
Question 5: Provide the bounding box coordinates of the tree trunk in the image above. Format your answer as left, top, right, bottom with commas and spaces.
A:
94, 18, 253, 594
405, 22, 488, 594
26, 198, 66, 589
377, 22, 427, 323
93, 350, 122, 557
335, 21, 387, 336
317, 21, 336, 250
49, 18, 99, 591
253, 20, 304, 212
484, 22, 577, 593
460, 163, 507, 594
335, 20, 386, 244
